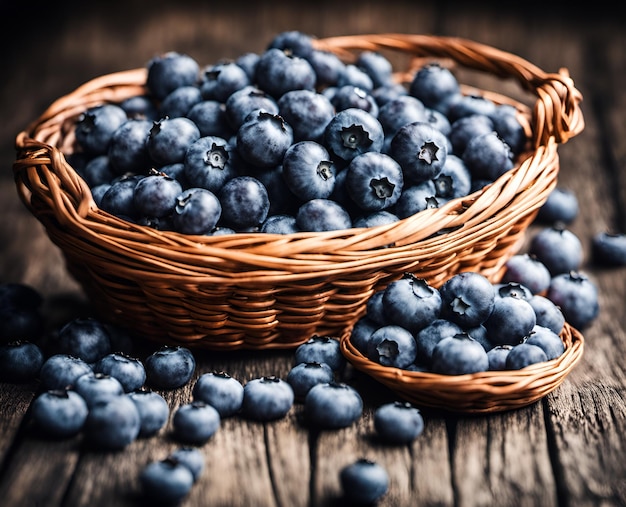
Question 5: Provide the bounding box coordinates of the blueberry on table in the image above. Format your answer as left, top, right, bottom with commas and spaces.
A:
39, 354, 93, 391
0, 283, 45, 343
84, 394, 141, 450
192, 371, 244, 418
172, 187, 222, 235
439, 271, 496, 328
366, 325, 417, 369
529, 226, 584, 276
295, 198, 352, 232
128, 389, 170, 438
74, 104, 128, 156
218, 175, 270, 230
53, 317, 112, 364
139, 457, 195, 505
30, 389, 89, 439
282, 140, 337, 201
323, 108, 384, 164
339, 458, 389, 505
535, 186, 579, 225
294, 335, 346, 372
146, 116, 201, 167
145, 345, 196, 390
408, 62, 462, 114
167, 447, 205, 482
73, 372, 125, 408
592, 232, 626, 267
0, 341, 44, 383
241, 376, 294, 422
286, 361, 334, 401
304, 382, 363, 429
374, 401, 425, 445
505, 342, 548, 370
346, 152, 404, 212
94, 352, 146, 393
183, 135, 237, 194
431, 333, 489, 375
547, 271, 600, 330
173, 401, 221, 445
146, 51, 200, 101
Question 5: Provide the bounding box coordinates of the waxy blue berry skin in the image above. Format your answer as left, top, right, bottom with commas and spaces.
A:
159, 85, 202, 119
99, 175, 142, 220
242, 376, 294, 422
120, 95, 159, 122
529, 226, 583, 276
128, 389, 170, 437
225, 85, 279, 131
282, 141, 337, 201
74, 372, 125, 408
133, 173, 183, 219
447, 94, 497, 123
349, 316, 379, 355
353, 210, 399, 229
462, 130, 515, 181
505, 343, 548, 370
304, 382, 363, 429
502, 254, 552, 295
267, 30, 315, 59
448, 114, 494, 157
382, 274, 441, 335
378, 95, 427, 137
336, 65, 375, 93
330, 85, 378, 117
168, 447, 205, 482
340, 459, 389, 505
218, 176, 270, 230
192, 371, 244, 418
278, 89, 335, 143
186, 100, 234, 139
490, 103, 527, 156
433, 154, 472, 200
356, 51, 394, 89
172, 187, 222, 235
535, 186, 579, 225
525, 325, 565, 360
236, 111, 294, 168
389, 121, 448, 185
483, 294, 536, 346
286, 361, 334, 401
94, 352, 146, 393
439, 272, 496, 328
415, 319, 464, 367
107, 119, 152, 174
294, 335, 346, 372
0, 341, 44, 383
254, 47, 316, 99
494, 281, 533, 301
487, 345, 513, 370
260, 214, 299, 234
306, 49, 345, 88
173, 401, 221, 444
528, 295, 565, 336
323, 108, 384, 164
592, 232, 626, 267
374, 401, 424, 444
146, 116, 201, 167
346, 152, 404, 212
394, 180, 439, 219
200, 61, 251, 103
295, 198, 352, 232
30, 389, 89, 438
145, 346, 196, 390
547, 271, 600, 330
409, 62, 462, 114
84, 394, 141, 450
146, 51, 200, 101
39, 354, 93, 391
431, 333, 489, 375
75, 104, 128, 156
367, 325, 417, 369
139, 458, 195, 505
54, 317, 112, 364
183, 135, 237, 194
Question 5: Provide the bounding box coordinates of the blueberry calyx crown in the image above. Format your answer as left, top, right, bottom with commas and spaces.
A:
340, 124, 372, 150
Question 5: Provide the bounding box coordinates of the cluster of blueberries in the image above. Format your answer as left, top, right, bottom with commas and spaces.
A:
69, 30, 529, 236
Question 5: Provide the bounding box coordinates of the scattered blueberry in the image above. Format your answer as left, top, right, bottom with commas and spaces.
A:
304, 382, 363, 429
73, 372, 125, 408
192, 371, 244, 418
53, 317, 112, 364
128, 388, 170, 437
39, 354, 93, 391
94, 352, 146, 392
286, 361, 334, 400
374, 401, 424, 444
592, 232, 626, 267
339, 458, 389, 505
30, 389, 89, 438
172, 401, 221, 444
139, 457, 195, 505
529, 225, 583, 276
547, 271, 599, 330
167, 447, 205, 482
241, 376, 294, 421
294, 335, 346, 372
83, 394, 141, 449
145, 346, 196, 390
0, 340, 44, 383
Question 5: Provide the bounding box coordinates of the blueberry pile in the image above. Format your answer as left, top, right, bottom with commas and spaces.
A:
69, 30, 529, 235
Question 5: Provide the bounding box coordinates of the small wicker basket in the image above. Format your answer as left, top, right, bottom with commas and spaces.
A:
13, 34, 584, 353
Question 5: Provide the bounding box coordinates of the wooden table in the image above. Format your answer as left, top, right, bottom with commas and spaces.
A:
1, 1, 625, 505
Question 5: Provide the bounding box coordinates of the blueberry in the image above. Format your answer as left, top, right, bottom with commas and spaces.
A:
336, 65, 375, 93
133, 172, 184, 219
186, 100, 234, 139
146, 116, 201, 167
30, 389, 89, 438
448, 114, 495, 157
294, 335, 346, 372
75, 104, 128, 155
53, 317, 111, 364
304, 382, 363, 429
489, 104, 527, 155
84, 394, 141, 449
91, 183, 111, 207
94, 352, 146, 392
282, 141, 337, 201
192, 371, 244, 418
146, 51, 200, 101
167, 447, 205, 482
390, 122, 448, 186
487, 344, 513, 370
366, 325, 417, 369
505, 343, 548, 370
393, 180, 439, 219
236, 111, 293, 168
547, 271, 599, 330
374, 401, 424, 444
218, 175, 270, 230
277, 89, 335, 143
494, 281, 533, 301
424, 107, 452, 137
286, 361, 334, 401
483, 293, 536, 346
353, 210, 399, 229
346, 152, 404, 212
260, 214, 299, 234
409, 63, 461, 114
381, 274, 441, 335
39, 354, 93, 391
447, 94, 497, 123
0, 341, 44, 382
364, 289, 386, 326
414, 318, 464, 367
330, 85, 378, 117
356, 51, 394, 89
527, 294, 566, 335
159, 84, 202, 119
501, 254, 552, 295
349, 316, 379, 354
525, 325, 565, 360
433, 154, 472, 200
82, 154, 116, 187
99, 175, 143, 220
241, 376, 294, 421
431, 333, 489, 375
592, 232, 626, 267
529, 226, 583, 276
74, 372, 125, 408
255, 164, 302, 216
295, 198, 352, 232
377, 95, 427, 137
254, 47, 316, 99
371, 82, 409, 107
200, 61, 250, 102
127, 389, 170, 437
535, 186, 579, 225
439, 272, 496, 328
323, 108, 384, 164
172, 187, 222, 235
139, 457, 195, 505
339, 458, 389, 505
267, 30, 315, 59
235, 52, 260, 80
120, 94, 159, 121
224, 85, 279, 131
172, 401, 221, 444
462, 130, 515, 181
466, 324, 494, 352
183, 135, 237, 194
145, 346, 196, 390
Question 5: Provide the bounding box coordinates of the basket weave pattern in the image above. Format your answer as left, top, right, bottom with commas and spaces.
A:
13, 34, 584, 351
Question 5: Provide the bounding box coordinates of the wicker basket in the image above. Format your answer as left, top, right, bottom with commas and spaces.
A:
13, 34, 584, 351
341, 322, 584, 413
